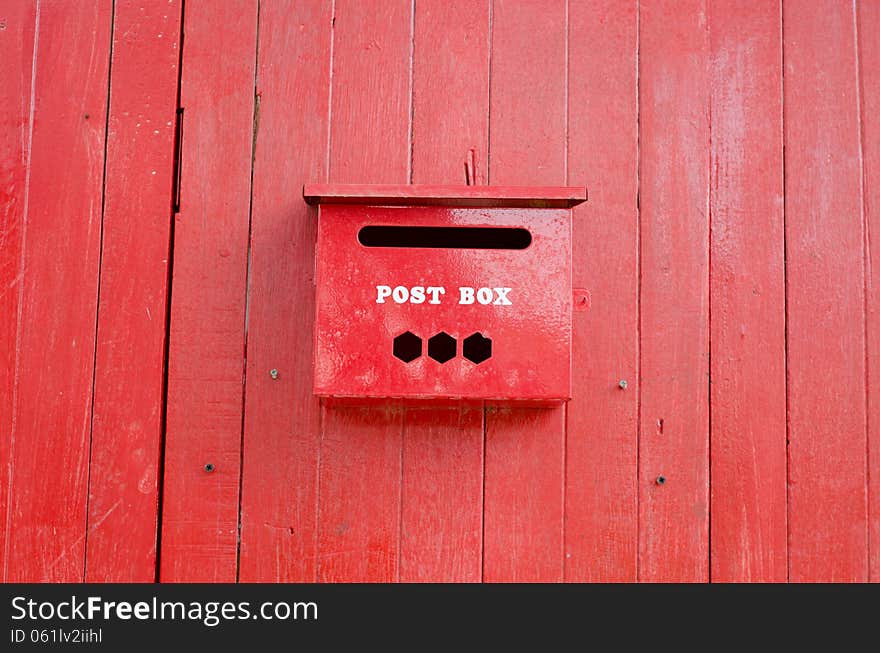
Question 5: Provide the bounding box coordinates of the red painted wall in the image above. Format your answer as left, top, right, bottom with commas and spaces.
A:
2, 0, 878, 582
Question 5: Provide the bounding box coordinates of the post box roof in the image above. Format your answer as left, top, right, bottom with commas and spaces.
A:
303, 184, 587, 209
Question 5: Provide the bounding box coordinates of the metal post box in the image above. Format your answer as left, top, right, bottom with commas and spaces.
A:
303, 184, 587, 402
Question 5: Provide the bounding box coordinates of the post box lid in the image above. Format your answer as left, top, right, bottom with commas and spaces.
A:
303, 184, 587, 209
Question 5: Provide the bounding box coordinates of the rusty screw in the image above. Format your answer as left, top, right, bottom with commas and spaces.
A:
269, 368, 279, 380
204, 463, 215, 473
618, 379, 628, 390
656, 475, 666, 486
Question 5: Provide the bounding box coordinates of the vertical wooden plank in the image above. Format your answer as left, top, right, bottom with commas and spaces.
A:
484, 407, 565, 581
85, 0, 182, 582
708, 0, 787, 583
564, 0, 639, 582
325, 0, 411, 184
638, 0, 710, 582
401, 407, 483, 582
318, 407, 403, 581
317, 0, 412, 582
0, 0, 37, 581
237, 0, 331, 582
483, 0, 567, 582
400, 0, 488, 583
160, 0, 258, 582
411, 0, 489, 184
861, 0, 880, 584
784, 0, 867, 582
1, 1, 112, 581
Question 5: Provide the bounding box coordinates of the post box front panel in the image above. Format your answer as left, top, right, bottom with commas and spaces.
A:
313, 204, 571, 401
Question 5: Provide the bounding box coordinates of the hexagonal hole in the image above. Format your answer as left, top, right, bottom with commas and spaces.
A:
463, 333, 492, 364
393, 331, 422, 363
427, 332, 456, 364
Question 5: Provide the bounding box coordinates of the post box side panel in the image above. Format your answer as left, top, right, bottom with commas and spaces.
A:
313, 205, 571, 400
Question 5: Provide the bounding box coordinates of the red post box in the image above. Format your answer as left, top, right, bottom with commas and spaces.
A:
304, 184, 587, 402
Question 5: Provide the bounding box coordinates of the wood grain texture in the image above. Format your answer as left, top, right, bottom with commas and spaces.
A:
326, 0, 412, 185
85, 0, 182, 582
483, 0, 567, 582
159, 0, 258, 582
638, 0, 710, 582
317, 407, 403, 581
861, 0, 880, 584
564, 0, 639, 582
1, 0, 112, 582
399, 0, 489, 582
411, 0, 489, 185
0, 0, 37, 582
237, 0, 331, 582
484, 406, 565, 581
317, 0, 412, 582
400, 407, 483, 582
784, 0, 868, 582
8, 0, 879, 584
708, 0, 786, 582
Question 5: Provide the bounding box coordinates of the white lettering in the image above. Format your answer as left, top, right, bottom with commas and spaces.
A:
134, 602, 151, 619
71, 597, 86, 619
392, 286, 409, 303
11, 597, 26, 620
116, 602, 132, 620
375, 284, 511, 305
376, 285, 392, 303
493, 287, 512, 305
426, 287, 446, 304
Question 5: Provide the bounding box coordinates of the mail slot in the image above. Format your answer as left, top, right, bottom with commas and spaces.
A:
303, 184, 587, 402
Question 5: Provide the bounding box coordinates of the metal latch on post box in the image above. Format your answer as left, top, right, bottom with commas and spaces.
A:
303, 184, 587, 402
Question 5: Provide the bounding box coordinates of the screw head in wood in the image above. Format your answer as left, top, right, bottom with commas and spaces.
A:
618, 379, 628, 389
270, 368, 279, 380
656, 475, 666, 486
204, 463, 215, 473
